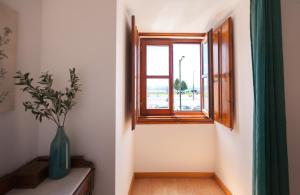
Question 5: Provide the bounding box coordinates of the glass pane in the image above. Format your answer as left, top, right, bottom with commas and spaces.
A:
147, 45, 169, 76
173, 44, 201, 112
203, 42, 209, 75
203, 77, 209, 111
147, 79, 169, 109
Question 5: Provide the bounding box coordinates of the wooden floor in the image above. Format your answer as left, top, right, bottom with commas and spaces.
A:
131, 178, 226, 195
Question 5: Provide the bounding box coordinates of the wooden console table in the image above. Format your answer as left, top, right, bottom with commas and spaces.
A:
0, 156, 95, 195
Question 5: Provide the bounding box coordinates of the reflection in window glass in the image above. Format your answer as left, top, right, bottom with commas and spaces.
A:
203, 43, 209, 75
147, 79, 169, 109
173, 44, 201, 112
146, 45, 169, 76
203, 77, 209, 111
203, 41, 209, 112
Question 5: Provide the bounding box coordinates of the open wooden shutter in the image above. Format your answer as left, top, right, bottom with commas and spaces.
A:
207, 30, 214, 120
131, 15, 139, 130
213, 17, 234, 129
212, 28, 221, 122
220, 17, 234, 128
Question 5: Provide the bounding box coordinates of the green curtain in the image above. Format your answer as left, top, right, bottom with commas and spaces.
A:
251, 0, 290, 195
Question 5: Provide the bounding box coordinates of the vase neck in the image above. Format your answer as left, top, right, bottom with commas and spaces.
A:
56, 126, 65, 133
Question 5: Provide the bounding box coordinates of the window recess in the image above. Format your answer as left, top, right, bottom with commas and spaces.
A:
131, 16, 234, 128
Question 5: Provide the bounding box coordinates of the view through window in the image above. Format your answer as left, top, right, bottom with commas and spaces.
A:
173, 44, 201, 112
144, 40, 202, 113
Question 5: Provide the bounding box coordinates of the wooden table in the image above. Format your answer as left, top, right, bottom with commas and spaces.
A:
0, 156, 95, 195
7, 168, 92, 195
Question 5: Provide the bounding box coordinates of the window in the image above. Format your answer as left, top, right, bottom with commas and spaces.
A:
131, 16, 234, 127
201, 33, 214, 117
173, 43, 201, 112
140, 39, 203, 114
138, 38, 213, 123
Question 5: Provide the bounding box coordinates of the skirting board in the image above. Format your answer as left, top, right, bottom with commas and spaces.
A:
135, 172, 215, 178
214, 174, 232, 195
128, 175, 135, 195
128, 172, 231, 195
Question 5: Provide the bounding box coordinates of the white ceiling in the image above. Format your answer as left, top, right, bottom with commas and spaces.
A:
125, 0, 241, 32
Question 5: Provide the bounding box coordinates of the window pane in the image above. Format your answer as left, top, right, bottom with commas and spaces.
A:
147, 79, 169, 109
203, 77, 209, 111
203, 42, 209, 75
147, 45, 169, 76
173, 44, 201, 112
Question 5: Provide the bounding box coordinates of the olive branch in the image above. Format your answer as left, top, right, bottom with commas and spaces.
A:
14, 68, 80, 127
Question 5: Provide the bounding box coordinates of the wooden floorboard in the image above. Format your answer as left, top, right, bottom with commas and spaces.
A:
131, 178, 226, 195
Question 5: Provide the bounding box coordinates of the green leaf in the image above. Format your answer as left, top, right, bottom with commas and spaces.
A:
14, 68, 81, 126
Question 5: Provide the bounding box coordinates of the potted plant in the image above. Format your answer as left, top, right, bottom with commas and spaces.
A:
14, 68, 80, 179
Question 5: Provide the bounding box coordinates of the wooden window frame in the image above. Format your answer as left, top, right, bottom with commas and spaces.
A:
140, 39, 173, 116
131, 16, 139, 130
201, 31, 214, 119
138, 37, 214, 124
131, 16, 234, 127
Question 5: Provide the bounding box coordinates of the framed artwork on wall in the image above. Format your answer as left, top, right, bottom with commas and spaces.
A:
0, 3, 17, 112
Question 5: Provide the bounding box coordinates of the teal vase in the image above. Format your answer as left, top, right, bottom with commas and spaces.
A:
49, 126, 71, 179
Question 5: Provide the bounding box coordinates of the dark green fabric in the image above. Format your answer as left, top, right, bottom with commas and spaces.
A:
251, 0, 290, 195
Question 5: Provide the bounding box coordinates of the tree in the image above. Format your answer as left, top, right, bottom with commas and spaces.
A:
174, 78, 188, 92
181, 80, 188, 91
174, 78, 180, 92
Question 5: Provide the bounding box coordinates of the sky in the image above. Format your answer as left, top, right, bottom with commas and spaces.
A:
147, 43, 201, 90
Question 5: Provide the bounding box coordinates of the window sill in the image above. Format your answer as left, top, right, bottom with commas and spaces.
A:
137, 115, 214, 124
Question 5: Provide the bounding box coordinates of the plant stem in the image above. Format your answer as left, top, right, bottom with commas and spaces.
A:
56, 113, 61, 126
47, 110, 59, 126
62, 111, 68, 126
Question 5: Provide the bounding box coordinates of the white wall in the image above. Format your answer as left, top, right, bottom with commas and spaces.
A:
281, 0, 300, 194
115, 0, 135, 194
0, 0, 41, 177
38, 0, 117, 194
126, 0, 239, 32
135, 124, 215, 172
214, 1, 253, 195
